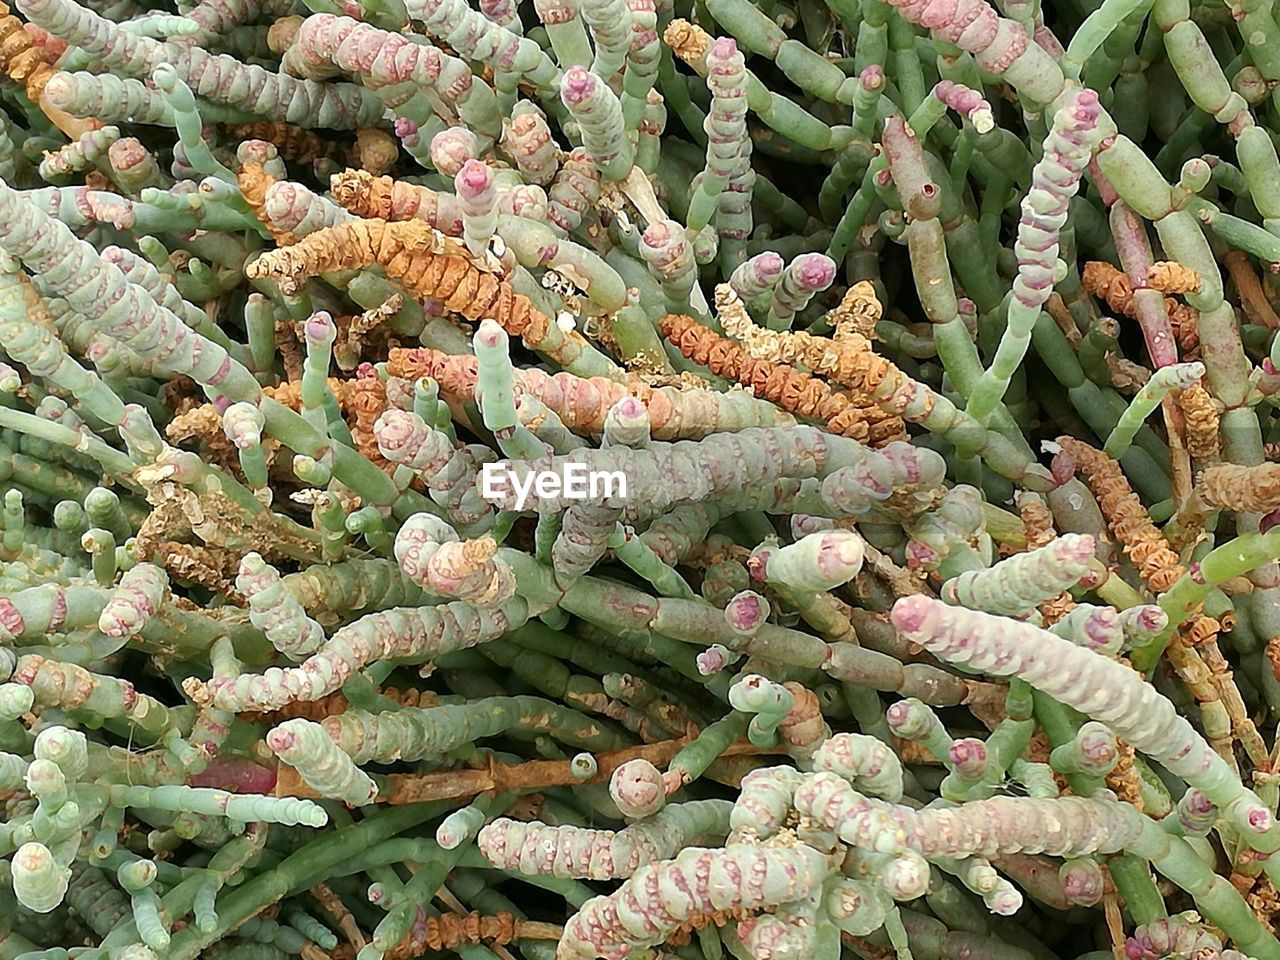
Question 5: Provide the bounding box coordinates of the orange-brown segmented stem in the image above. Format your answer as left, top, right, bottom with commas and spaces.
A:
1016, 496, 1147, 802
1179, 382, 1221, 464
267, 15, 303, 53
663, 18, 710, 62
0, 2, 97, 138
1081, 260, 1135, 314
348, 372, 391, 473
1013, 496, 1146, 798
777, 682, 828, 754
385, 912, 559, 960
711, 284, 933, 418
165, 402, 238, 463
170, 379, 355, 443
659, 312, 905, 445
386, 346, 792, 439
1199, 463, 1280, 513
828, 280, 883, 341
352, 128, 398, 176
225, 122, 341, 164
1081, 260, 1200, 356
238, 163, 288, 243
247, 219, 593, 366
155, 542, 243, 601
1014, 493, 1077, 627
1016, 494, 1056, 552
1105, 739, 1143, 811
1054, 437, 1182, 593
1146, 261, 1200, 295
329, 168, 464, 234
1052, 438, 1243, 764
167, 378, 356, 476
276, 321, 304, 382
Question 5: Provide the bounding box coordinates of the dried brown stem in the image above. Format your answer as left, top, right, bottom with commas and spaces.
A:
226, 122, 342, 164
1199, 463, 1280, 512
1054, 438, 1246, 766
1082, 261, 1200, 356
310, 883, 366, 951
1224, 250, 1280, 330
660, 312, 905, 445
274, 738, 780, 804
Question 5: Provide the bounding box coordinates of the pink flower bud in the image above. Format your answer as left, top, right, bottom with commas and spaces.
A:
792, 253, 836, 291
725, 590, 769, 635
609, 758, 665, 818
1060, 858, 1105, 907
948, 737, 988, 778
696, 644, 733, 675
560, 65, 596, 106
